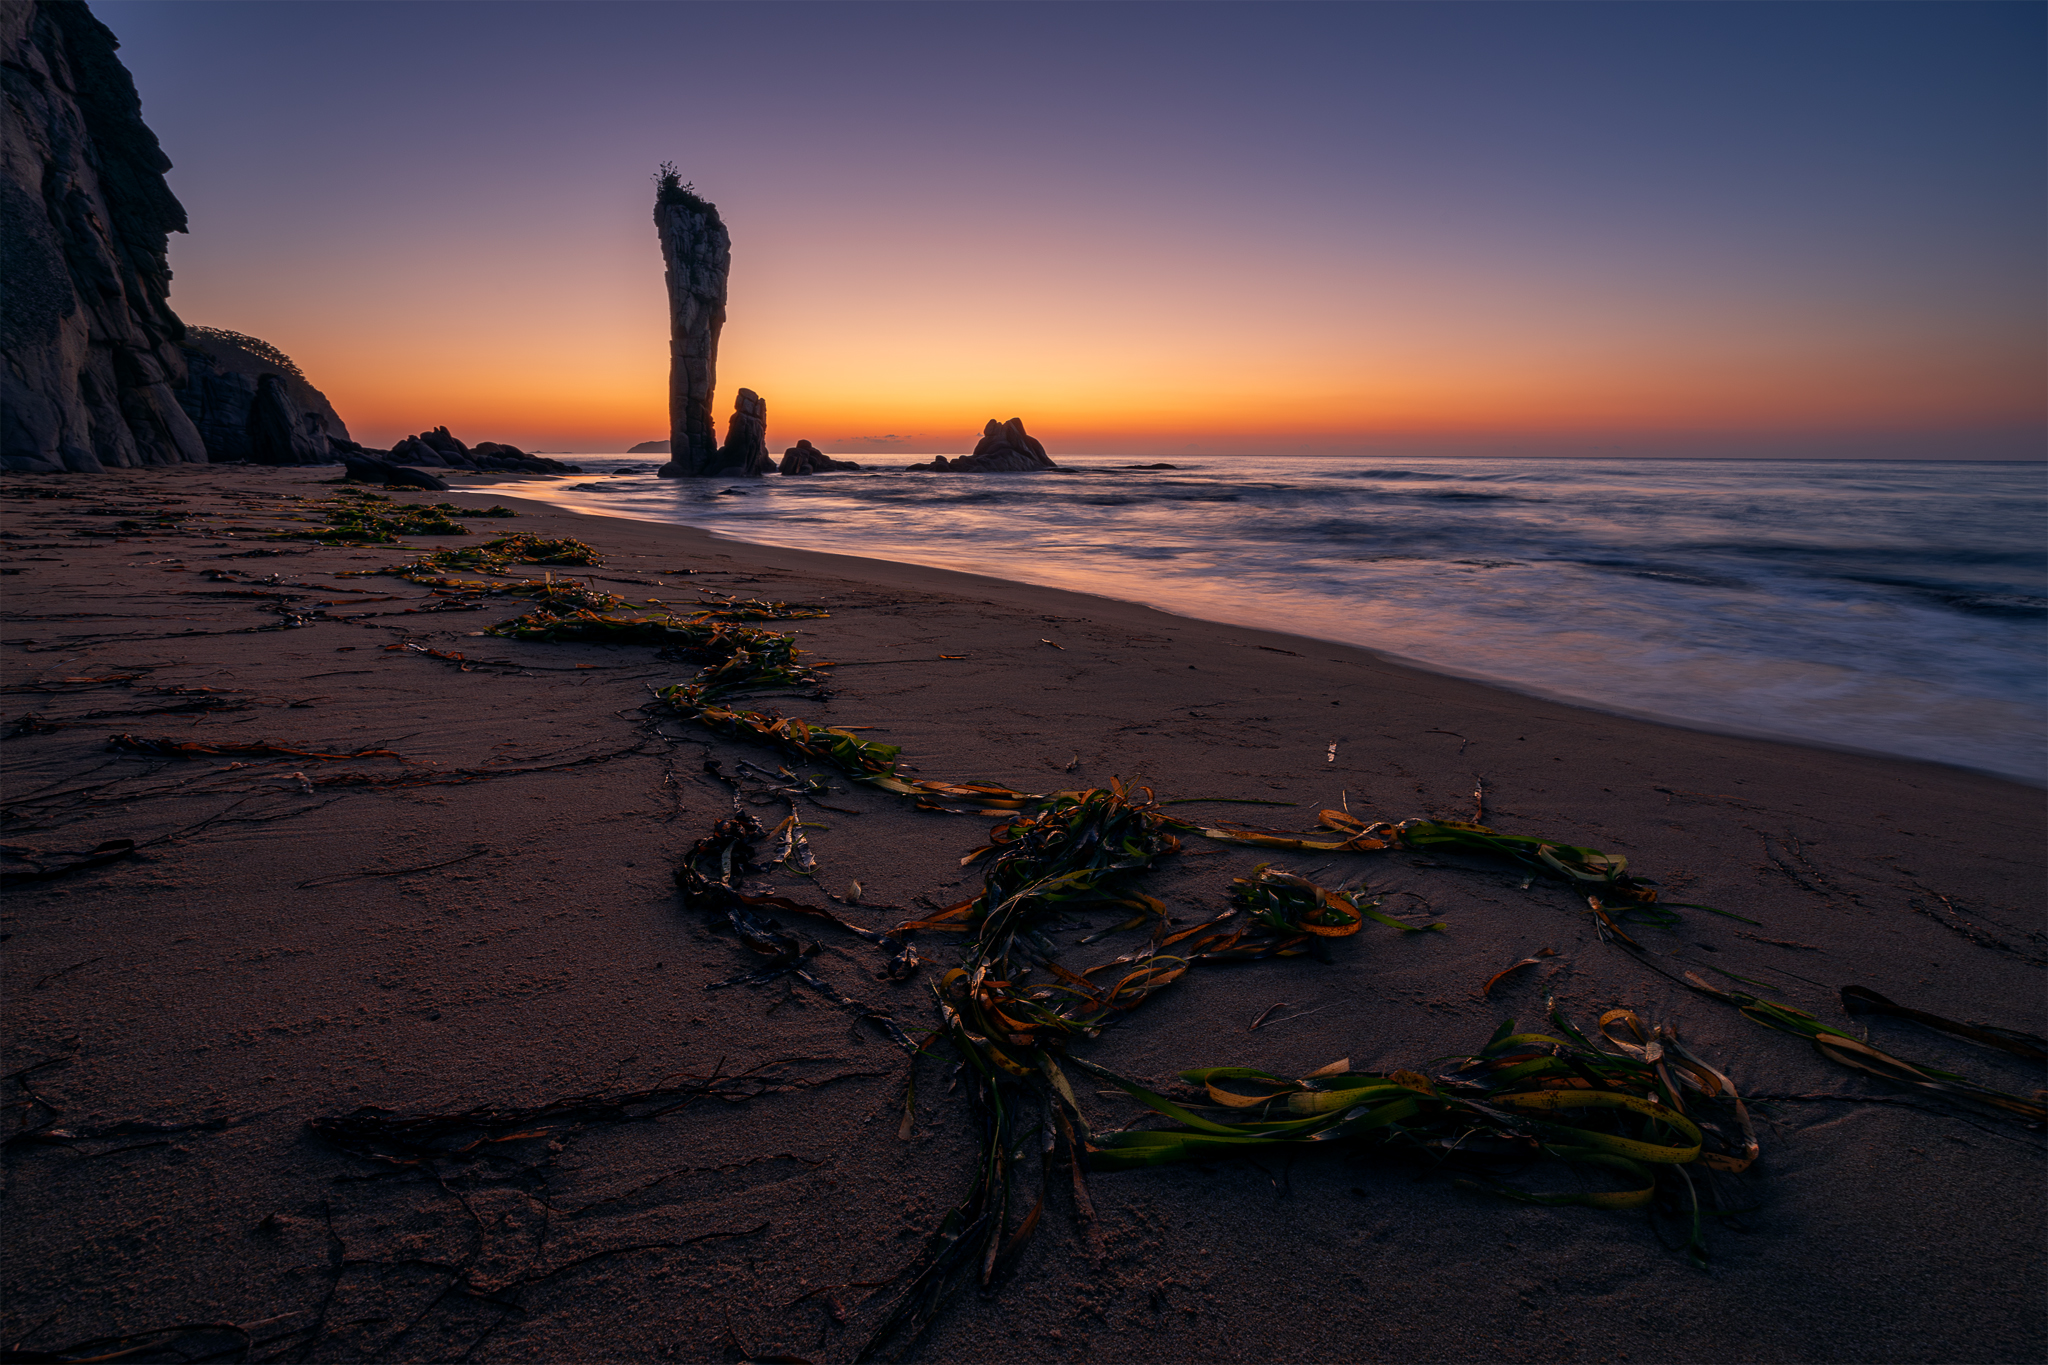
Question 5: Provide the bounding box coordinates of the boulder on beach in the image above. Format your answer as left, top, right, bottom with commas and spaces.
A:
779, 440, 860, 475
907, 418, 1056, 473
342, 453, 448, 490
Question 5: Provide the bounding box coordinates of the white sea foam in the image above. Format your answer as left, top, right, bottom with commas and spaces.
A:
503, 455, 2048, 784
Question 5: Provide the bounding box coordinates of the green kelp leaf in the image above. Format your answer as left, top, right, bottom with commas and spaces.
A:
1684, 974, 2045, 1123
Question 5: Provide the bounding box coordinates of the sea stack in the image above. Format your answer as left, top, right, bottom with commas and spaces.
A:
712, 388, 776, 477
652, 167, 731, 478
0, 1, 208, 472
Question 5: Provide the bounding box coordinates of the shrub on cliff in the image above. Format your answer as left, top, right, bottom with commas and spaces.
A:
186, 327, 305, 382
653, 161, 711, 212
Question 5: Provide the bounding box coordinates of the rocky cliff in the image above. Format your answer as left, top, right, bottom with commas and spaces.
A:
173, 328, 350, 464
653, 171, 730, 477
0, 0, 207, 472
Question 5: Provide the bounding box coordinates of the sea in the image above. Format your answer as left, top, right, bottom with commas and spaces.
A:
487, 455, 2048, 785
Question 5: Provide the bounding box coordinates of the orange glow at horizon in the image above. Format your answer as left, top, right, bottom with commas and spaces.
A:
205, 199, 2044, 456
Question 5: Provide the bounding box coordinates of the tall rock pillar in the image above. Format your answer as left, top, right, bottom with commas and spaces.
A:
653, 171, 730, 478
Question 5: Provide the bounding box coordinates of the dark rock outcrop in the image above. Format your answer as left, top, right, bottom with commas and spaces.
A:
907, 418, 1056, 473
341, 454, 448, 491
388, 435, 449, 467
653, 173, 730, 477
419, 425, 467, 458
387, 428, 580, 475
1, 1, 207, 472
173, 330, 348, 463
709, 388, 775, 477
628, 439, 670, 455
246, 375, 329, 465
779, 440, 859, 476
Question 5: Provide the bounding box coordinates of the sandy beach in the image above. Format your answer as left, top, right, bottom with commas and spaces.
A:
2, 464, 2042, 1364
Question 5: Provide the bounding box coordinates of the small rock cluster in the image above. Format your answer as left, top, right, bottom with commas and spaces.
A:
386, 427, 580, 475
659, 389, 860, 479
780, 440, 860, 476
909, 419, 1056, 473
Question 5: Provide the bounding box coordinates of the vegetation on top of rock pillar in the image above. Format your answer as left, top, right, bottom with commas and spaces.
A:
185, 326, 306, 381
653, 161, 714, 215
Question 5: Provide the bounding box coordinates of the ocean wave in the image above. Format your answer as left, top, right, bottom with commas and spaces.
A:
504, 454, 2046, 782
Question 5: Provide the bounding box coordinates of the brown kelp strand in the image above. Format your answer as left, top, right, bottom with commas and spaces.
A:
1081, 1004, 1757, 1260
673, 810, 914, 1046
1680, 974, 2045, 1123
338, 533, 606, 581
270, 491, 480, 544
1839, 984, 2047, 1061
1196, 808, 1754, 923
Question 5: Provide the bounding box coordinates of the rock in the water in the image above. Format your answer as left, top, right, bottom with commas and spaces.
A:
707, 388, 775, 477
779, 440, 859, 475
342, 455, 448, 491
907, 418, 1056, 473
246, 375, 330, 466
1, 2, 209, 472
652, 173, 730, 477
628, 439, 670, 454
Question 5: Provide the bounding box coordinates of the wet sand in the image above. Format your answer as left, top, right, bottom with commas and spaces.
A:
2, 464, 2042, 1363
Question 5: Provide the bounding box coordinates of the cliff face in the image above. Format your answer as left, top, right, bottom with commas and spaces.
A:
174, 330, 350, 463
0, 1, 207, 472
653, 180, 730, 477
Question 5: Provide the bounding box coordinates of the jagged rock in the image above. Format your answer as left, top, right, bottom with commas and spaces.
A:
342, 455, 448, 491
907, 418, 1056, 473
390, 432, 580, 476
387, 436, 444, 467
1, 2, 208, 472
779, 440, 859, 476
246, 375, 329, 466
653, 177, 730, 477
420, 425, 468, 458
172, 330, 349, 463
707, 388, 775, 477
628, 439, 670, 454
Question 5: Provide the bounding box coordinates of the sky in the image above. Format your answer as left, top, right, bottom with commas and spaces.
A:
102, 0, 2046, 458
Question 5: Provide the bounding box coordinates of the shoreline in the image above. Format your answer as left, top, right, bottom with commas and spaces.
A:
2, 464, 2042, 1363
477, 471, 2048, 790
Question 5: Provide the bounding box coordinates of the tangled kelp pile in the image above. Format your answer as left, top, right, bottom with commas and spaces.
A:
299, 523, 2044, 1360
272, 490, 522, 545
